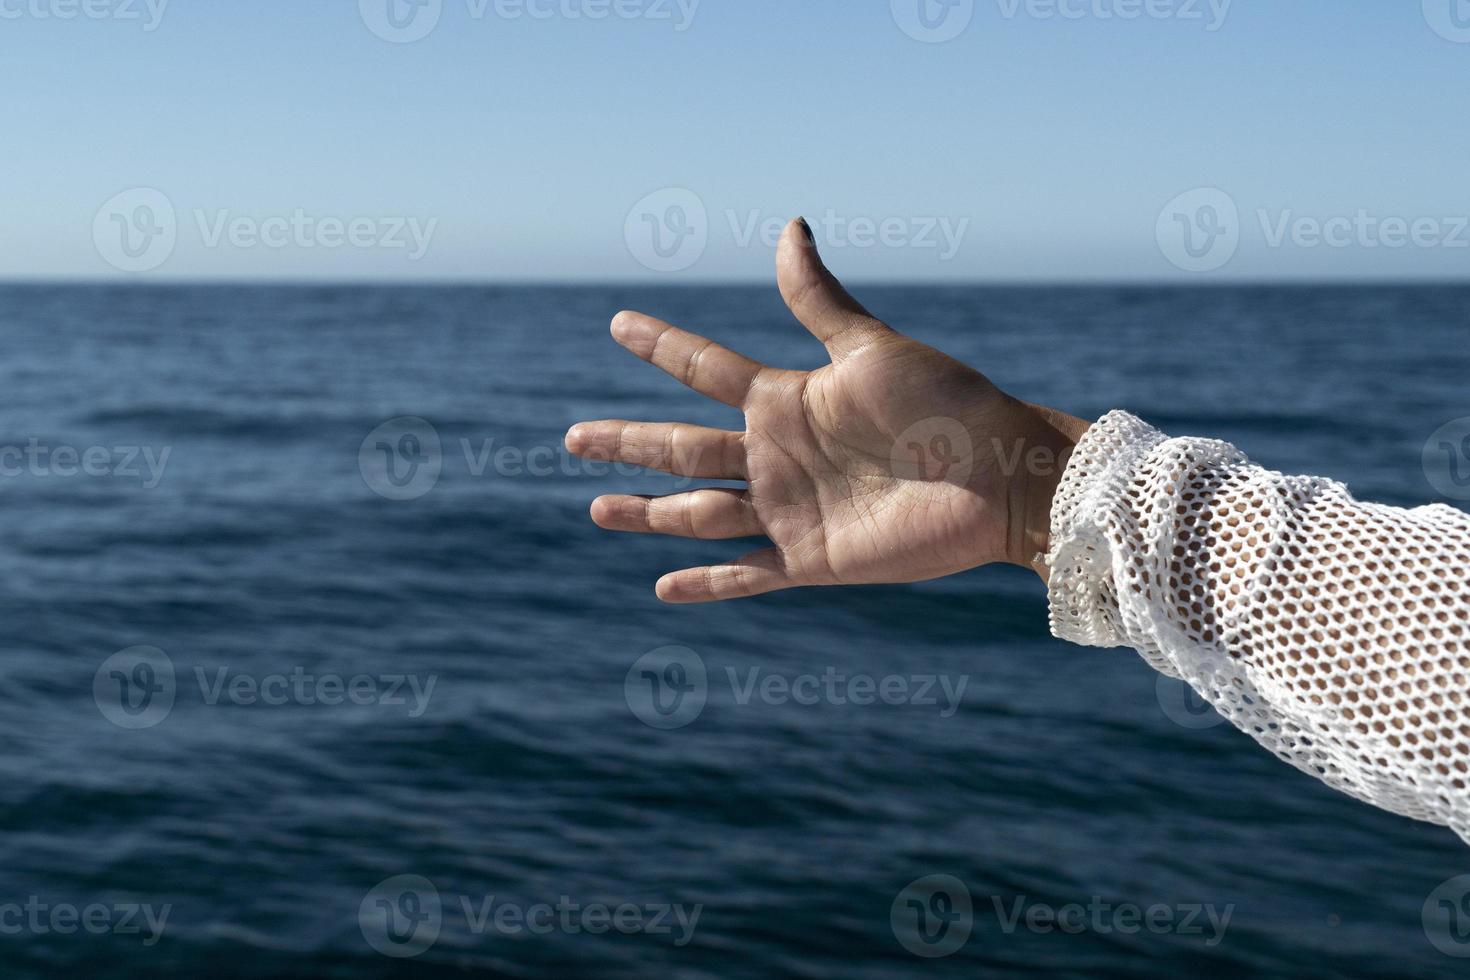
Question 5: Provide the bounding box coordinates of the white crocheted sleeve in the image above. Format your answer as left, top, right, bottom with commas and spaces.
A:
1045, 410, 1470, 843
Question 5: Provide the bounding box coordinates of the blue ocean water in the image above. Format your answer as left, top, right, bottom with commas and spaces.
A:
0, 283, 1467, 978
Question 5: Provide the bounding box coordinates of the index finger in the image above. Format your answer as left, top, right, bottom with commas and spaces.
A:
610, 310, 765, 409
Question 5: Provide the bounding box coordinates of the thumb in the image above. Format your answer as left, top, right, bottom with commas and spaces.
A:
776, 217, 889, 360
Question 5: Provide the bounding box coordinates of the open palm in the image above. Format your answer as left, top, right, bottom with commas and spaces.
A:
566, 220, 1087, 603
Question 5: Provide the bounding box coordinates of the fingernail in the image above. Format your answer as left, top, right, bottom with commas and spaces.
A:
610, 311, 635, 341
797, 217, 816, 247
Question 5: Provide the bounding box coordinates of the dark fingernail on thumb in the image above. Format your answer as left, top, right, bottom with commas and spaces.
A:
797, 217, 816, 247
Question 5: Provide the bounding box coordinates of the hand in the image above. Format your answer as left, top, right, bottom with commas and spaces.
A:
565, 219, 1090, 603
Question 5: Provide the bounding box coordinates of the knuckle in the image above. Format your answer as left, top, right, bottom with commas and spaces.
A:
647, 324, 673, 365
683, 338, 713, 388
725, 434, 745, 476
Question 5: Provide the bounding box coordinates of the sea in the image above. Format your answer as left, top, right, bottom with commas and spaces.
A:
0, 283, 1467, 978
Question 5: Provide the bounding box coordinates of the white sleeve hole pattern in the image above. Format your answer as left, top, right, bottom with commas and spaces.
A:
1045, 410, 1470, 844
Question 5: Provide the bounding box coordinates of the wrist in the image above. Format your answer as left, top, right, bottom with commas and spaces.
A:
1005, 405, 1091, 582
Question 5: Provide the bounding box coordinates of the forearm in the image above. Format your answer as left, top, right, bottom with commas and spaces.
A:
1043, 410, 1470, 841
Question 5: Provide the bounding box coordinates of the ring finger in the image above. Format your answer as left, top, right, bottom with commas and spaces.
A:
590, 489, 763, 540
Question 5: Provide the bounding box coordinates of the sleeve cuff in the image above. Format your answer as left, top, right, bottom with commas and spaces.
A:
1043, 410, 1167, 648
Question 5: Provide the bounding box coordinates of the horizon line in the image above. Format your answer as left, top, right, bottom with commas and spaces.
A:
2, 277, 1468, 289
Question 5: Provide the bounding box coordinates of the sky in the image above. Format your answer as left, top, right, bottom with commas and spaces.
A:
2, 0, 1468, 282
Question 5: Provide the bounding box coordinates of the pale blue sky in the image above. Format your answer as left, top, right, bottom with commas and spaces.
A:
3, 0, 1468, 281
